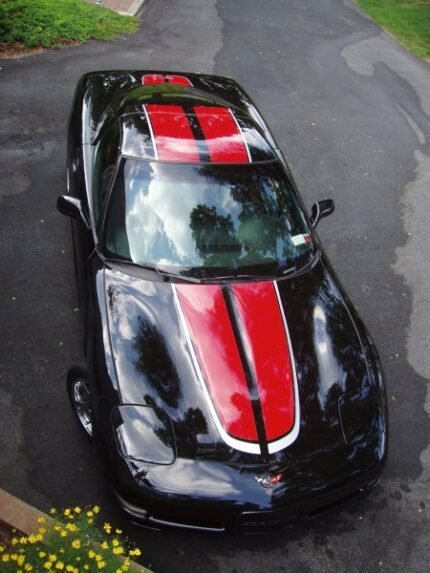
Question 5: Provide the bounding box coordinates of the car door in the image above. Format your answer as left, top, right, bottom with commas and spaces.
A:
66, 140, 95, 347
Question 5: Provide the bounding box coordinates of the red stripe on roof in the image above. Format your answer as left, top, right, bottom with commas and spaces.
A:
232, 282, 295, 441
176, 284, 258, 442
166, 75, 193, 86
142, 74, 166, 85
146, 104, 200, 162
142, 74, 193, 86
194, 106, 249, 163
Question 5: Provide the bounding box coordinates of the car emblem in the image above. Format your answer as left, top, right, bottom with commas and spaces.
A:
255, 473, 284, 488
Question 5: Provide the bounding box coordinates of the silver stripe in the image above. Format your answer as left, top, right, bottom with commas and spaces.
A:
142, 105, 159, 161
172, 284, 261, 455
268, 281, 301, 454
228, 108, 252, 163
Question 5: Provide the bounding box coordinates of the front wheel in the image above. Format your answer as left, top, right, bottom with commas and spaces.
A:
67, 366, 93, 438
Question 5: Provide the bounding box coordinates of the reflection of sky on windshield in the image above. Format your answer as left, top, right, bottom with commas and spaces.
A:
125, 163, 240, 267
115, 160, 312, 270
124, 162, 189, 265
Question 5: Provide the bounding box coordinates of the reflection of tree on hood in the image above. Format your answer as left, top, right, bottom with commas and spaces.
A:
133, 317, 181, 409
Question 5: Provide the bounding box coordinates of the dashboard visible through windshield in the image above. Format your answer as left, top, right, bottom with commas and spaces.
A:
103, 160, 314, 278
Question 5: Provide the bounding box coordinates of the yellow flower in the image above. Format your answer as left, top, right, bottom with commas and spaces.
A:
60, 530, 67, 538
24, 564, 33, 571
88, 550, 96, 559
102, 523, 112, 534
129, 548, 142, 557
84, 566, 89, 571
38, 516, 46, 524
97, 561, 106, 570
39, 552, 47, 558
48, 554, 58, 562
101, 541, 109, 550
28, 535, 37, 544
87, 518, 94, 525
115, 528, 123, 534
18, 555, 26, 566
94, 553, 102, 562
2, 555, 10, 562
0, 546, 4, 553
55, 562, 65, 570
11, 538, 19, 546
112, 539, 119, 547
19, 537, 28, 544
112, 546, 124, 555
64, 509, 71, 517
66, 523, 78, 532
74, 507, 82, 514
86, 510, 94, 518
43, 562, 53, 570
92, 506, 100, 514
49, 508, 57, 515
71, 540, 81, 550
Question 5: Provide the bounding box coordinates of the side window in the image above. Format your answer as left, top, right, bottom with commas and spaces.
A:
93, 125, 120, 225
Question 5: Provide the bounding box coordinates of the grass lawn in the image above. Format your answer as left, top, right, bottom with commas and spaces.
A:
357, 0, 430, 58
0, 0, 138, 51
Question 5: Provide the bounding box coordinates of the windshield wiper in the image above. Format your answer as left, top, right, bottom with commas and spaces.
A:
106, 258, 201, 283
107, 258, 301, 284
196, 273, 273, 282
202, 266, 298, 282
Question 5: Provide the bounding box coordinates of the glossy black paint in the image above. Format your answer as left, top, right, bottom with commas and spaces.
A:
59, 71, 387, 532
310, 199, 335, 228
57, 195, 90, 229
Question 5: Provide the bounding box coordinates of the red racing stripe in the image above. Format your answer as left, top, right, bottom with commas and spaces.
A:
232, 282, 295, 441
142, 74, 166, 85
165, 75, 193, 86
145, 104, 200, 162
194, 107, 249, 163
176, 284, 258, 442
142, 74, 193, 86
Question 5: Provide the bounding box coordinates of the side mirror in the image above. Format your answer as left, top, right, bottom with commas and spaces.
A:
57, 195, 90, 229
309, 199, 335, 228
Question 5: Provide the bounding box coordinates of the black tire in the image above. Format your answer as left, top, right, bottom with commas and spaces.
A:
67, 365, 93, 439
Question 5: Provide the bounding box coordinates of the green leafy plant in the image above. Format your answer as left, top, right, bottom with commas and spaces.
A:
0, 0, 138, 49
0, 505, 143, 573
357, 0, 430, 58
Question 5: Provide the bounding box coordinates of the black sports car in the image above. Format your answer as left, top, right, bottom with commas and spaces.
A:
57, 71, 387, 533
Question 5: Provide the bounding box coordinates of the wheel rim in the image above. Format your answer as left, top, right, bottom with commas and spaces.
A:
71, 379, 93, 437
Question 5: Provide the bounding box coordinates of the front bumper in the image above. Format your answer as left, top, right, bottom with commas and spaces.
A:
113, 462, 384, 533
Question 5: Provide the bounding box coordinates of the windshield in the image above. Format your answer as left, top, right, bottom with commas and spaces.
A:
103, 159, 315, 278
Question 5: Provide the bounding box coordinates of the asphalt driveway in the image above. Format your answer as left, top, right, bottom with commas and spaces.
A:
0, 0, 429, 571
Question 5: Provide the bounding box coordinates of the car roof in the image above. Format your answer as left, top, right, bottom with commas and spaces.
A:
86, 71, 277, 164
120, 104, 276, 164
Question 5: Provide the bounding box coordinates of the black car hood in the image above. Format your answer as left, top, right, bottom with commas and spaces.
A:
103, 258, 379, 467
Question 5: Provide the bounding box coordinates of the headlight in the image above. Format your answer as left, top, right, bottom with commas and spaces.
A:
112, 405, 176, 465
